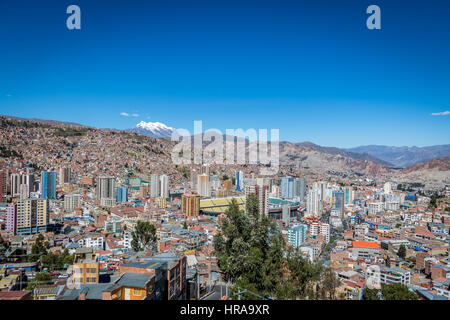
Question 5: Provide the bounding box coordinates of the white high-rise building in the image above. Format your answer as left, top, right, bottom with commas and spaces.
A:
313, 181, 327, 202
159, 174, 169, 199
307, 187, 322, 217
150, 174, 159, 198
384, 182, 392, 194
11, 173, 34, 198
10, 173, 21, 197
19, 184, 29, 200
197, 173, 210, 197
190, 168, 198, 190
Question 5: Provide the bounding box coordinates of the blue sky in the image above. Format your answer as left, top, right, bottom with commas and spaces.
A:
0, 0, 449, 148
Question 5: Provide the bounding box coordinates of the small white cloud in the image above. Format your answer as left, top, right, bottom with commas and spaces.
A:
120, 112, 139, 117
431, 111, 450, 116
5, 94, 12, 97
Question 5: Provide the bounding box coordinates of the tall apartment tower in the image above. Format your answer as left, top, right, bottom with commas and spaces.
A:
59, 167, 71, 185
150, 174, 159, 198
190, 168, 198, 190
197, 174, 210, 198
10, 173, 21, 197
97, 176, 116, 207
6, 203, 17, 234
16, 198, 49, 235
159, 174, 169, 199
23, 174, 35, 198
343, 186, 355, 205
281, 176, 294, 199
181, 193, 200, 217
313, 181, 327, 202
235, 171, 243, 192
116, 186, 128, 203
294, 178, 306, 203
384, 182, 392, 195
244, 184, 269, 215
11, 173, 34, 199
0, 170, 7, 202
307, 187, 322, 217
333, 190, 345, 219
41, 171, 57, 199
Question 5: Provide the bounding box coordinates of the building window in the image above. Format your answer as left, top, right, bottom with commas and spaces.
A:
87, 277, 97, 283
133, 289, 141, 296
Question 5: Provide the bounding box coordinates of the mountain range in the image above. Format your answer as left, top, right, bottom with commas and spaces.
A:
1, 115, 449, 188
128, 121, 176, 138
2, 115, 449, 171
129, 120, 449, 168
346, 145, 450, 168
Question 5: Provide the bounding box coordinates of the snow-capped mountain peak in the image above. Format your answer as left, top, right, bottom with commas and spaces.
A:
129, 121, 175, 138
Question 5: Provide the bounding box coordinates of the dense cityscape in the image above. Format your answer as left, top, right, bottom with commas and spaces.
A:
1, 1, 450, 310
0, 116, 449, 301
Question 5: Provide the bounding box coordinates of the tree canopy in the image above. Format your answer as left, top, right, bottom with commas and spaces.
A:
131, 220, 157, 252
381, 283, 418, 300
362, 283, 418, 300
213, 194, 323, 300
397, 244, 406, 260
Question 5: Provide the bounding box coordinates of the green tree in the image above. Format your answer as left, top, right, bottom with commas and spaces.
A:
26, 272, 53, 291
361, 287, 381, 300
40, 250, 73, 271
28, 234, 48, 262
397, 244, 406, 260
381, 283, 418, 300
131, 220, 157, 252
317, 266, 341, 300
0, 237, 9, 259
280, 248, 321, 299
214, 194, 324, 300
213, 195, 284, 299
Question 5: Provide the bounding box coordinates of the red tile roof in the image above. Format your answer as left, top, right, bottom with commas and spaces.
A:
0, 291, 31, 300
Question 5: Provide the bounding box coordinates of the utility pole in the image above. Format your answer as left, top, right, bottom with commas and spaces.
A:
197, 269, 200, 299
225, 280, 228, 298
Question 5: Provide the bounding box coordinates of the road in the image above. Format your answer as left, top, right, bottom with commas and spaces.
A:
201, 284, 228, 300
